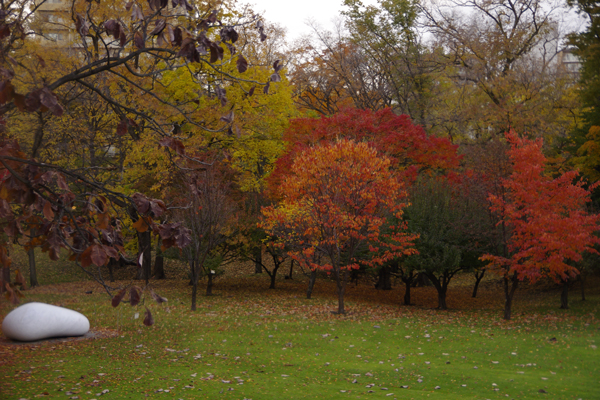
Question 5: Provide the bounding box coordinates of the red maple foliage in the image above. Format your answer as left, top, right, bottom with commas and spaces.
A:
266, 108, 459, 198
481, 131, 600, 320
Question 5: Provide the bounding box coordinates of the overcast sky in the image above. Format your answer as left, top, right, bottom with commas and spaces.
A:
245, 0, 350, 41
243, 0, 586, 45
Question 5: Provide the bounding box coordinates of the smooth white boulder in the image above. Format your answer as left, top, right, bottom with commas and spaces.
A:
2, 302, 90, 342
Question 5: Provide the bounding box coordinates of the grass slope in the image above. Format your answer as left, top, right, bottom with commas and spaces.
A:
1, 261, 599, 400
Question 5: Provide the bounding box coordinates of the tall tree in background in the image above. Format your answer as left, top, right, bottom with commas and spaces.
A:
423, 0, 578, 142
568, 0, 600, 181
291, 34, 381, 115
291, 0, 441, 127
481, 131, 600, 320
343, 0, 442, 129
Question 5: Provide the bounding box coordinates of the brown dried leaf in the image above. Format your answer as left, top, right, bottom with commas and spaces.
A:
237, 54, 248, 73
90, 244, 108, 267
130, 286, 141, 306
111, 288, 127, 307
43, 201, 54, 220
143, 307, 154, 326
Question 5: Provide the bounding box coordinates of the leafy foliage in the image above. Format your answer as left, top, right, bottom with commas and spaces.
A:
404, 177, 474, 309
261, 139, 417, 314
481, 131, 600, 319
423, 0, 579, 142
568, 0, 600, 181
0, 0, 283, 305
267, 107, 459, 197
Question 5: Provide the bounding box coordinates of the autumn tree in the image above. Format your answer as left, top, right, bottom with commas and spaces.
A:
0, 0, 281, 302
115, 19, 295, 283
481, 131, 600, 320
342, 0, 443, 129
3, 33, 130, 286
423, 0, 579, 142
567, 0, 600, 181
261, 139, 417, 314
290, 25, 389, 115
171, 152, 240, 310
263, 107, 458, 294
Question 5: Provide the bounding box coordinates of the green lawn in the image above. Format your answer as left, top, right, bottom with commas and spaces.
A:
1, 266, 599, 400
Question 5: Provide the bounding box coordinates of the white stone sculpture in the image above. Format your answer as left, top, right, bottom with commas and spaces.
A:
2, 302, 90, 341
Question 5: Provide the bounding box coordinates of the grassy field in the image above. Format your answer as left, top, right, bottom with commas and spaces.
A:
1, 256, 599, 400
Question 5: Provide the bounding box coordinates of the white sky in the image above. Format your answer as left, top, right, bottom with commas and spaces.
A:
243, 0, 587, 44
245, 0, 349, 41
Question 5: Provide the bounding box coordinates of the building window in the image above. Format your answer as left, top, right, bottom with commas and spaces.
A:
48, 15, 63, 23
48, 33, 64, 41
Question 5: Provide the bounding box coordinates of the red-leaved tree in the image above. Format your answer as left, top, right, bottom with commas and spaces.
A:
260, 139, 417, 314
266, 107, 460, 198
481, 131, 600, 320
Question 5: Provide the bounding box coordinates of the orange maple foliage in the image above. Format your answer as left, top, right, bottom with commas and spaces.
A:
481, 131, 600, 319
261, 140, 418, 314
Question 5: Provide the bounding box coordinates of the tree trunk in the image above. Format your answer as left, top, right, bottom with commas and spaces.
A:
269, 269, 277, 289
580, 273, 586, 301
108, 258, 116, 282
335, 269, 348, 314
285, 259, 294, 279
191, 281, 198, 311
400, 268, 415, 306
253, 246, 262, 274
191, 261, 198, 311
472, 269, 485, 298
267, 253, 282, 289
374, 265, 392, 290
426, 273, 448, 310
135, 230, 152, 283
503, 274, 519, 320
560, 280, 569, 309
153, 237, 166, 280
0, 266, 9, 293
28, 247, 39, 288
437, 288, 448, 310
350, 268, 360, 285
206, 272, 213, 296
403, 279, 412, 305
306, 269, 317, 299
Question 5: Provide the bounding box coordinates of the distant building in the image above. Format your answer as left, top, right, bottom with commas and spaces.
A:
556, 47, 582, 76
34, 0, 72, 47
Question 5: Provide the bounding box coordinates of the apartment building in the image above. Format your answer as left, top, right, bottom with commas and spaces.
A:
35, 0, 72, 46
557, 47, 583, 76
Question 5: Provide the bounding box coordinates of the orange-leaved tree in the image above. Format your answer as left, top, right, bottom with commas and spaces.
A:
260, 139, 418, 314
481, 131, 600, 320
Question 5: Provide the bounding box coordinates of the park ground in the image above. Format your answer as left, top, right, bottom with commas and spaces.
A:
1, 254, 599, 400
